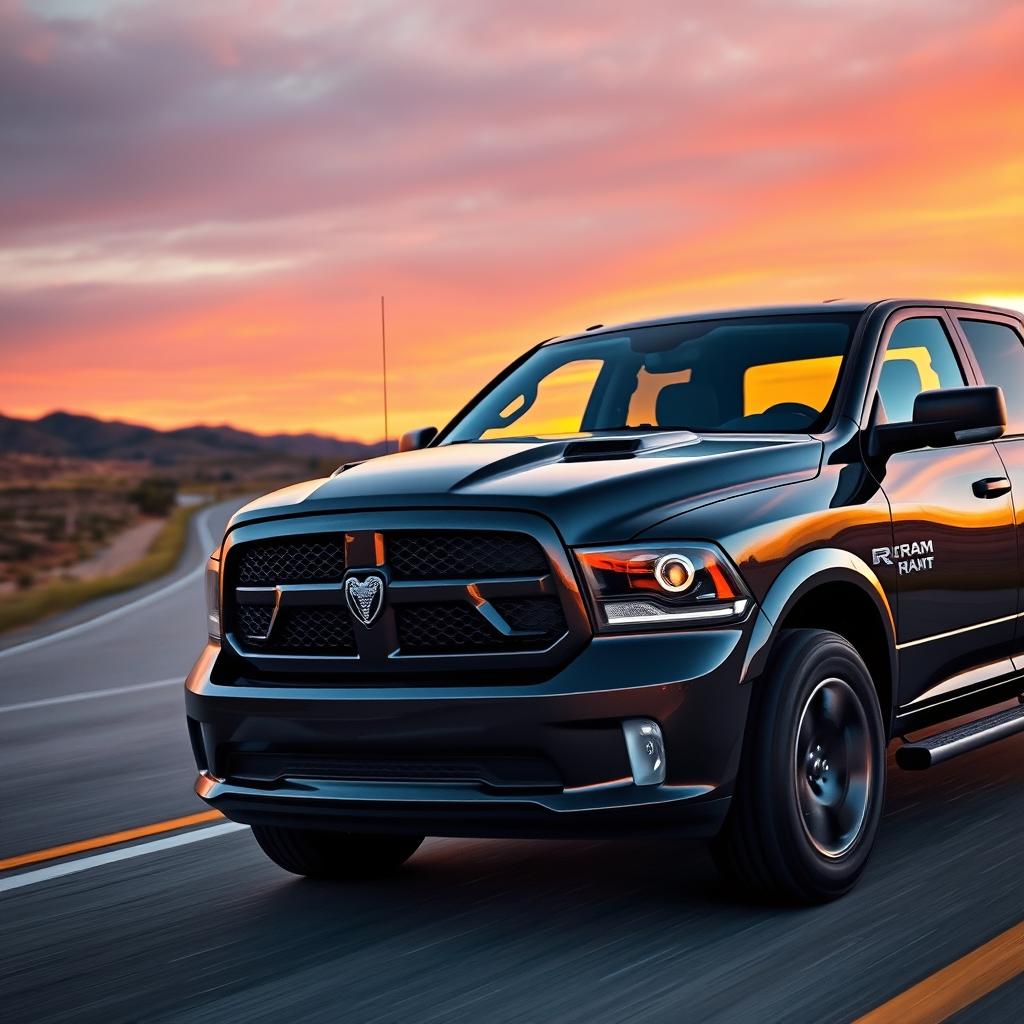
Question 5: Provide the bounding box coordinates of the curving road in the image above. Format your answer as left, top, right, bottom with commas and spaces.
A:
1, 498, 1023, 1023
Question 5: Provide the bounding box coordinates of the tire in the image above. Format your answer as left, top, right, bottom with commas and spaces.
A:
251, 825, 424, 879
712, 628, 887, 903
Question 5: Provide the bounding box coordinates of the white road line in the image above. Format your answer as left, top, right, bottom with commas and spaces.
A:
0, 677, 181, 715
0, 504, 219, 662
0, 822, 249, 894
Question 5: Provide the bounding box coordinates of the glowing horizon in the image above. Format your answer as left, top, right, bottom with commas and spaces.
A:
2, 1, 1023, 443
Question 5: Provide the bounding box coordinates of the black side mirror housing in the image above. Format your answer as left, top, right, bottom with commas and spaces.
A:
870, 385, 1006, 458
399, 426, 438, 452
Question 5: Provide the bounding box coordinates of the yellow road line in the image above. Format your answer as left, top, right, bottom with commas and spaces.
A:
855, 920, 1024, 1024
0, 810, 224, 872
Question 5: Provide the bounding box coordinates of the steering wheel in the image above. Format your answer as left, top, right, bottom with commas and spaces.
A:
761, 402, 819, 424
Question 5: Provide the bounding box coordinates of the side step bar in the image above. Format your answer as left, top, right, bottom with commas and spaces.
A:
896, 702, 1024, 770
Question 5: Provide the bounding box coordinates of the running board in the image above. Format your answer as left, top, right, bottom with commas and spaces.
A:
896, 702, 1024, 770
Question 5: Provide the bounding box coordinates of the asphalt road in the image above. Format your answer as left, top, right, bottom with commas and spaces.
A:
2, 498, 1023, 1023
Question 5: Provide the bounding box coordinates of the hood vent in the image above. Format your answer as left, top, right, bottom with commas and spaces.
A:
562, 438, 644, 461
561, 431, 699, 462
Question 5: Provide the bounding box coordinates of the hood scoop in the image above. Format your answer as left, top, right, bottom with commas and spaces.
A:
561, 431, 699, 462
562, 438, 643, 461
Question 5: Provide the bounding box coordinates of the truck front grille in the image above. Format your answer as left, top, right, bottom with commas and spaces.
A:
275, 608, 357, 654
224, 527, 572, 668
236, 538, 345, 585
387, 531, 547, 579
393, 597, 568, 655
491, 597, 566, 634
235, 604, 274, 640
396, 602, 502, 653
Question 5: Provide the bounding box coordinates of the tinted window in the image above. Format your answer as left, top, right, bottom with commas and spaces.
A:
481, 359, 603, 438
959, 319, 1024, 435
877, 317, 965, 424
444, 314, 860, 442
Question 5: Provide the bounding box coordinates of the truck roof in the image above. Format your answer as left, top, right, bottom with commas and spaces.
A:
554, 298, 1022, 344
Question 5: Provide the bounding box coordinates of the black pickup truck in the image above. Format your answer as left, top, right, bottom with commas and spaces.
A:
187, 299, 1024, 902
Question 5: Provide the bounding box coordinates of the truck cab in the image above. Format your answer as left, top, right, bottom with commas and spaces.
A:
187, 299, 1024, 902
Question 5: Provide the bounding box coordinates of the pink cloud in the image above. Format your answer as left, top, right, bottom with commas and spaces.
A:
1, 0, 1022, 440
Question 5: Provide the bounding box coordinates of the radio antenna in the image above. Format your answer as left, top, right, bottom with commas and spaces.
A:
380, 295, 390, 454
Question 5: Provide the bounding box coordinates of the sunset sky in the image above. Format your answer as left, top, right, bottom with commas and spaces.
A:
1, 0, 1022, 442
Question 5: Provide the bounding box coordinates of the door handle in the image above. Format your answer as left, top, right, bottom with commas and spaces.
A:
972, 477, 1011, 499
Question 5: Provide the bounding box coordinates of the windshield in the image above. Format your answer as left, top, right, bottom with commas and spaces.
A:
442, 314, 861, 443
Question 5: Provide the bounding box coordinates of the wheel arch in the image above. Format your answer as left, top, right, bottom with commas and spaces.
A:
740, 550, 898, 731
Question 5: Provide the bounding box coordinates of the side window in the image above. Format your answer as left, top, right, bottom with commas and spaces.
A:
480, 359, 603, 439
877, 317, 965, 424
959, 319, 1024, 435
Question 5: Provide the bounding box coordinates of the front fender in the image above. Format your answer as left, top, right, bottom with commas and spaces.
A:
739, 548, 897, 687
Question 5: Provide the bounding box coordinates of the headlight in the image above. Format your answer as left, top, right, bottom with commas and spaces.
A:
575, 543, 750, 633
205, 550, 222, 640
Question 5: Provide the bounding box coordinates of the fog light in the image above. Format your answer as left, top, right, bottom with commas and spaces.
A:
622, 718, 666, 786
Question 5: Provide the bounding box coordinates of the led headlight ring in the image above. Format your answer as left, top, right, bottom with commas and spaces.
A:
653, 553, 695, 593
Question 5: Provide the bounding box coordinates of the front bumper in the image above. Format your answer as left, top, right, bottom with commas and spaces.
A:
186, 622, 759, 840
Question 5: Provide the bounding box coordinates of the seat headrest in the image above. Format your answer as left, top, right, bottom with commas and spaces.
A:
655, 382, 720, 430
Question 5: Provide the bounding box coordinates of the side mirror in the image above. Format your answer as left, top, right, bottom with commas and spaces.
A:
870, 386, 1006, 457
399, 426, 438, 452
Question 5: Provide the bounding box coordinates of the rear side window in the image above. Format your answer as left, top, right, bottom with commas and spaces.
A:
877, 317, 965, 424
959, 318, 1024, 435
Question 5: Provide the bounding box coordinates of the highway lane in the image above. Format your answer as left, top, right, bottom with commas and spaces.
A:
3, 736, 1024, 1023
0, 498, 241, 856
0, 498, 225, 691
2, 498, 1024, 1021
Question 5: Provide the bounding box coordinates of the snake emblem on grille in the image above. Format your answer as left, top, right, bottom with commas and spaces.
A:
344, 574, 385, 626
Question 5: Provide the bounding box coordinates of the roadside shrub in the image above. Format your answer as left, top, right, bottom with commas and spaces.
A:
129, 477, 178, 517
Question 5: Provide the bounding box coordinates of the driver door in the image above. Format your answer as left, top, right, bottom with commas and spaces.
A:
871, 310, 1018, 708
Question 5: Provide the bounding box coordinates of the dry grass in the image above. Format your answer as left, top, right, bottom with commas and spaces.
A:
0, 502, 205, 635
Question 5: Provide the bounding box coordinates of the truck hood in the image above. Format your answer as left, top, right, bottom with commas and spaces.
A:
230, 431, 823, 545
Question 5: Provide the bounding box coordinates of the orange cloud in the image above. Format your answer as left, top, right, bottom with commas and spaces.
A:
1, 0, 1022, 442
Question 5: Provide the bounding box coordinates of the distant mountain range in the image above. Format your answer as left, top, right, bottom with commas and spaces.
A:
0, 411, 387, 465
